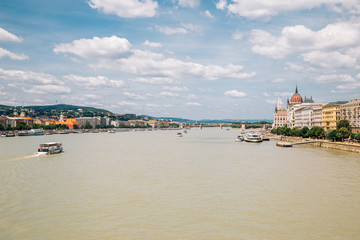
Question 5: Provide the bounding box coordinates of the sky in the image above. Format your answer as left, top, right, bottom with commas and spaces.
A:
0, 0, 360, 120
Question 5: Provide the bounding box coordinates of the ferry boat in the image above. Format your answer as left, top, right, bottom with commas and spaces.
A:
244, 133, 263, 143
37, 142, 64, 155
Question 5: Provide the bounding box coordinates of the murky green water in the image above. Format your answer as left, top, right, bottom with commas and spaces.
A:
1, 128, 359, 239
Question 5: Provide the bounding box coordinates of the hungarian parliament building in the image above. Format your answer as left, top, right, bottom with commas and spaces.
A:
273, 86, 360, 134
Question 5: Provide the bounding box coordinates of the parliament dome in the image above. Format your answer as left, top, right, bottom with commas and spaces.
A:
289, 86, 302, 104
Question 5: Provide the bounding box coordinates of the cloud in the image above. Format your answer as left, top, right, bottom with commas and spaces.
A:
185, 102, 201, 106
302, 51, 357, 69
0, 48, 28, 60
143, 40, 162, 48
94, 49, 256, 80
232, 29, 243, 40
156, 24, 203, 35
221, 0, 360, 20
224, 90, 247, 98
203, 10, 214, 19
118, 101, 138, 107
178, 0, 200, 8
88, 0, 158, 18
63, 74, 124, 89
315, 74, 355, 83
162, 86, 189, 92
0, 68, 61, 84
23, 85, 71, 94
54, 36, 131, 59
160, 91, 179, 97
156, 26, 188, 35
249, 22, 360, 59
0, 28, 23, 42
135, 77, 175, 84
123, 92, 145, 100
216, 0, 227, 10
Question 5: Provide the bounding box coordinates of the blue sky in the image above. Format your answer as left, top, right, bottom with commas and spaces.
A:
0, 0, 360, 120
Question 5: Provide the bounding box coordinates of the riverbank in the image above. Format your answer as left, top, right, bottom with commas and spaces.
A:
277, 135, 360, 153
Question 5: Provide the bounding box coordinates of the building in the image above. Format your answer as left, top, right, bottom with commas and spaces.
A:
76, 117, 97, 128
293, 103, 324, 129
322, 101, 348, 131
273, 97, 287, 128
287, 86, 303, 128
340, 98, 360, 133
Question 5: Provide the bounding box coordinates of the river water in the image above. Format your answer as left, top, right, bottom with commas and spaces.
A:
0, 128, 360, 240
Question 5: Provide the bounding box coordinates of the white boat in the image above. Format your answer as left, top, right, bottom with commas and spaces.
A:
108, 129, 115, 133
244, 133, 263, 143
177, 132, 183, 137
37, 142, 64, 155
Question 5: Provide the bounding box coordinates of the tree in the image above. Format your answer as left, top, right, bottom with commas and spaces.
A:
355, 132, 360, 141
73, 124, 79, 129
300, 127, 309, 138
82, 121, 93, 129
289, 127, 300, 137
337, 119, 351, 132
325, 130, 337, 141
16, 122, 31, 130
307, 126, 325, 139
0, 123, 4, 131
338, 127, 350, 141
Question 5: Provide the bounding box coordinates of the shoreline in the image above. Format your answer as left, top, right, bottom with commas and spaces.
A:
275, 135, 360, 153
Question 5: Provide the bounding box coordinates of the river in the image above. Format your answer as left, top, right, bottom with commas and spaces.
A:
1, 128, 360, 239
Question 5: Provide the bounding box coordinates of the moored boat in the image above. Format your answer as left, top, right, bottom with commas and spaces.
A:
177, 132, 183, 137
37, 142, 63, 155
235, 135, 244, 142
244, 133, 263, 143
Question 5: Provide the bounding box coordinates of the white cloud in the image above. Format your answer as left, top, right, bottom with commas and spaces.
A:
160, 91, 179, 97
216, 0, 227, 10
0, 68, 61, 84
186, 94, 199, 100
0, 48, 28, 60
143, 40, 162, 48
203, 10, 214, 19
54, 36, 131, 59
63, 74, 124, 89
156, 24, 203, 35
135, 77, 174, 84
118, 101, 138, 107
178, 0, 200, 8
302, 51, 357, 68
0, 28, 22, 42
222, 0, 360, 20
249, 22, 360, 59
94, 50, 255, 80
88, 0, 158, 18
185, 102, 201, 106
23, 85, 71, 95
224, 90, 247, 98
156, 26, 188, 35
162, 86, 188, 92
315, 74, 356, 83
123, 92, 145, 100
232, 29, 243, 40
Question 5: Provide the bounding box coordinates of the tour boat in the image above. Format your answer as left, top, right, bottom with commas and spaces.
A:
37, 142, 64, 155
244, 133, 263, 143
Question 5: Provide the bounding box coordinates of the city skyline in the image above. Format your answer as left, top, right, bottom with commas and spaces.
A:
0, 0, 359, 120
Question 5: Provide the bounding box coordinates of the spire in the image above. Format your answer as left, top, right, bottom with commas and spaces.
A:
277, 97, 282, 111
295, 85, 298, 94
